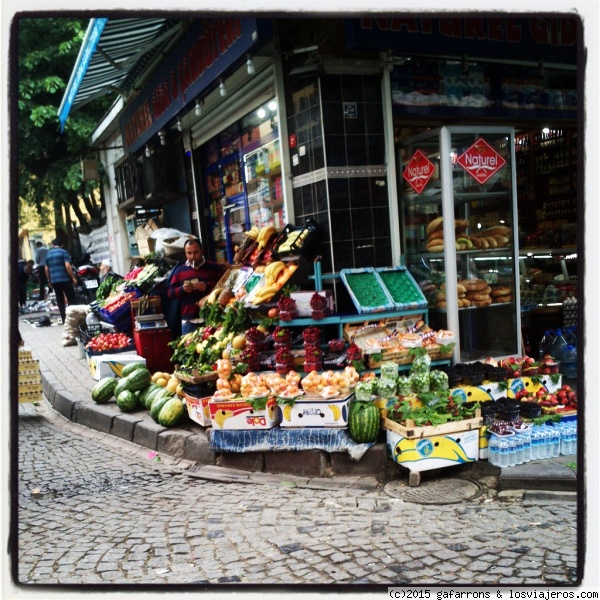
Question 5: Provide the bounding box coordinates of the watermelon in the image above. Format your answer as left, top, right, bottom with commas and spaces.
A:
116, 390, 139, 412
348, 400, 380, 443
113, 377, 130, 400
140, 384, 161, 409
125, 368, 152, 392
91, 377, 118, 403
121, 361, 148, 378
157, 397, 186, 427
150, 390, 175, 422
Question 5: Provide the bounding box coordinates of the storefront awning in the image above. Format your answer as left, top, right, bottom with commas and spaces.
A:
58, 17, 185, 131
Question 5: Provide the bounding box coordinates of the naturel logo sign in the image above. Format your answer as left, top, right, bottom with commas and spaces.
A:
457, 138, 506, 184
403, 149, 436, 194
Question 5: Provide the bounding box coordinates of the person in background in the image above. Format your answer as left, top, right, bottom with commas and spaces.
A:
34, 241, 49, 300
17, 259, 34, 311
45, 238, 77, 324
98, 259, 112, 283
167, 239, 227, 334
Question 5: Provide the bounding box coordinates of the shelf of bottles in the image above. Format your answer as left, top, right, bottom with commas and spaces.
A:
515, 128, 577, 230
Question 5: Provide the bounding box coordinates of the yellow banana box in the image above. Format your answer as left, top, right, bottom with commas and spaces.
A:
279, 393, 351, 429
386, 427, 479, 473
506, 375, 562, 398
450, 384, 505, 402
208, 397, 281, 430
183, 394, 212, 428
87, 353, 146, 380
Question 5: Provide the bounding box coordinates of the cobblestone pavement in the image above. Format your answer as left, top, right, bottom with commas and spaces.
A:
14, 399, 579, 590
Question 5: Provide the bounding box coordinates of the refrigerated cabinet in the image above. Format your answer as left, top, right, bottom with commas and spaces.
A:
399, 126, 521, 363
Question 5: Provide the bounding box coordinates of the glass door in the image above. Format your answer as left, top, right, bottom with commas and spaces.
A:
400, 126, 521, 363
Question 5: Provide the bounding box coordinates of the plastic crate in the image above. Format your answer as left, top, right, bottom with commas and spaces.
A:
271, 218, 318, 258
375, 267, 428, 310
339, 268, 395, 314
133, 327, 173, 374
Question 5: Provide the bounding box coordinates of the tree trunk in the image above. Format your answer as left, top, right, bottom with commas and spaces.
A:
82, 192, 101, 222
70, 198, 91, 234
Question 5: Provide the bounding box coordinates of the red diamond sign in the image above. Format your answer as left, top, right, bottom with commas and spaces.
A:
457, 138, 506, 185
403, 149, 436, 194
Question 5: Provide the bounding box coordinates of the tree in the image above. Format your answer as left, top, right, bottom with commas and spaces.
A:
16, 17, 112, 246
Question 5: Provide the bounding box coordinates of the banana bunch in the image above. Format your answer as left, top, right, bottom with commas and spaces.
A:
246, 226, 260, 240
205, 286, 223, 304
265, 261, 286, 286
251, 283, 280, 304
257, 225, 276, 250
277, 230, 303, 253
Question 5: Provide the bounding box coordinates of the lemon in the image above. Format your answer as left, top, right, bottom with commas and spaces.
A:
232, 335, 246, 350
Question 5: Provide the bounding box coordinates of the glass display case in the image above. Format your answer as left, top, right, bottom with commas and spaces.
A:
399, 126, 521, 363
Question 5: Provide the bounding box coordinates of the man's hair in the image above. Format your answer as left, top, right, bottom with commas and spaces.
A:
184, 238, 202, 251
35, 241, 43, 248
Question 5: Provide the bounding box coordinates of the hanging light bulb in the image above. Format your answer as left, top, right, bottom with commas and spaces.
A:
145, 145, 151, 158
158, 130, 167, 146
246, 55, 255, 76
195, 100, 202, 117
176, 117, 183, 132
219, 78, 227, 97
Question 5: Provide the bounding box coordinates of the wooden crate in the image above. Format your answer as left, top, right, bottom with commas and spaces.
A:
383, 409, 482, 439
174, 369, 218, 384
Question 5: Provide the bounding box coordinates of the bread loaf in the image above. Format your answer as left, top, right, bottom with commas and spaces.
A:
491, 285, 511, 297
482, 225, 511, 237
459, 278, 488, 292
426, 216, 444, 235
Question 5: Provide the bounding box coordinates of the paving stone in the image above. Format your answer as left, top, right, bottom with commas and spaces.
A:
132, 420, 168, 450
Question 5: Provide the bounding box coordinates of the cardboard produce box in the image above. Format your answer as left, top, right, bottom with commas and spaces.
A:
279, 393, 351, 428
88, 353, 146, 380
184, 393, 212, 428
209, 397, 280, 430
387, 427, 480, 473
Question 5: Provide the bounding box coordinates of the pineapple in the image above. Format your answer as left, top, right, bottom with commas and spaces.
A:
217, 271, 238, 307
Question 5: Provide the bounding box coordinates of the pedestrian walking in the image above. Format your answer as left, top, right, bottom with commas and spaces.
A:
45, 238, 77, 324
17, 259, 34, 311
34, 241, 49, 300
167, 239, 227, 334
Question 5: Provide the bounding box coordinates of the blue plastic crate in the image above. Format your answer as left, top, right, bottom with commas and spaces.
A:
375, 267, 428, 310
339, 268, 395, 314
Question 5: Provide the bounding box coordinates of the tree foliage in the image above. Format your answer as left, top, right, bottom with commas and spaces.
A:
16, 17, 113, 234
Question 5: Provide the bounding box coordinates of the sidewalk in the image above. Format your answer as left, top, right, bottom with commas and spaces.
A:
17, 312, 577, 491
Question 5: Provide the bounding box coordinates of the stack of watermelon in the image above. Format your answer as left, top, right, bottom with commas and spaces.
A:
91, 362, 186, 428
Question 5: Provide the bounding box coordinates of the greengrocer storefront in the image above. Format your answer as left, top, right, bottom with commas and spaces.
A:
59, 13, 583, 484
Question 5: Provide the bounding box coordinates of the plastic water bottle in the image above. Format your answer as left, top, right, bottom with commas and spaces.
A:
530, 427, 539, 460
498, 438, 510, 468
560, 424, 570, 455
551, 427, 561, 457
563, 327, 576, 347
552, 329, 568, 365
538, 331, 551, 360
513, 435, 524, 465
562, 345, 577, 379
522, 431, 532, 463
488, 435, 499, 466
541, 427, 551, 458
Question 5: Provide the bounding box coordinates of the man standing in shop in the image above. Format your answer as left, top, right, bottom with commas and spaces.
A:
45, 238, 77, 324
167, 239, 227, 334
34, 241, 49, 300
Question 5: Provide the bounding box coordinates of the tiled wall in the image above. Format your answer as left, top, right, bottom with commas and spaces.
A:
285, 72, 392, 310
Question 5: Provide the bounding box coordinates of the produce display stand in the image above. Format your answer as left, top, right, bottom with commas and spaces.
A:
384, 410, 483, 487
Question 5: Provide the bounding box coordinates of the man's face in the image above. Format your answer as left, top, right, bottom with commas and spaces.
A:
185, 243, 203, 265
